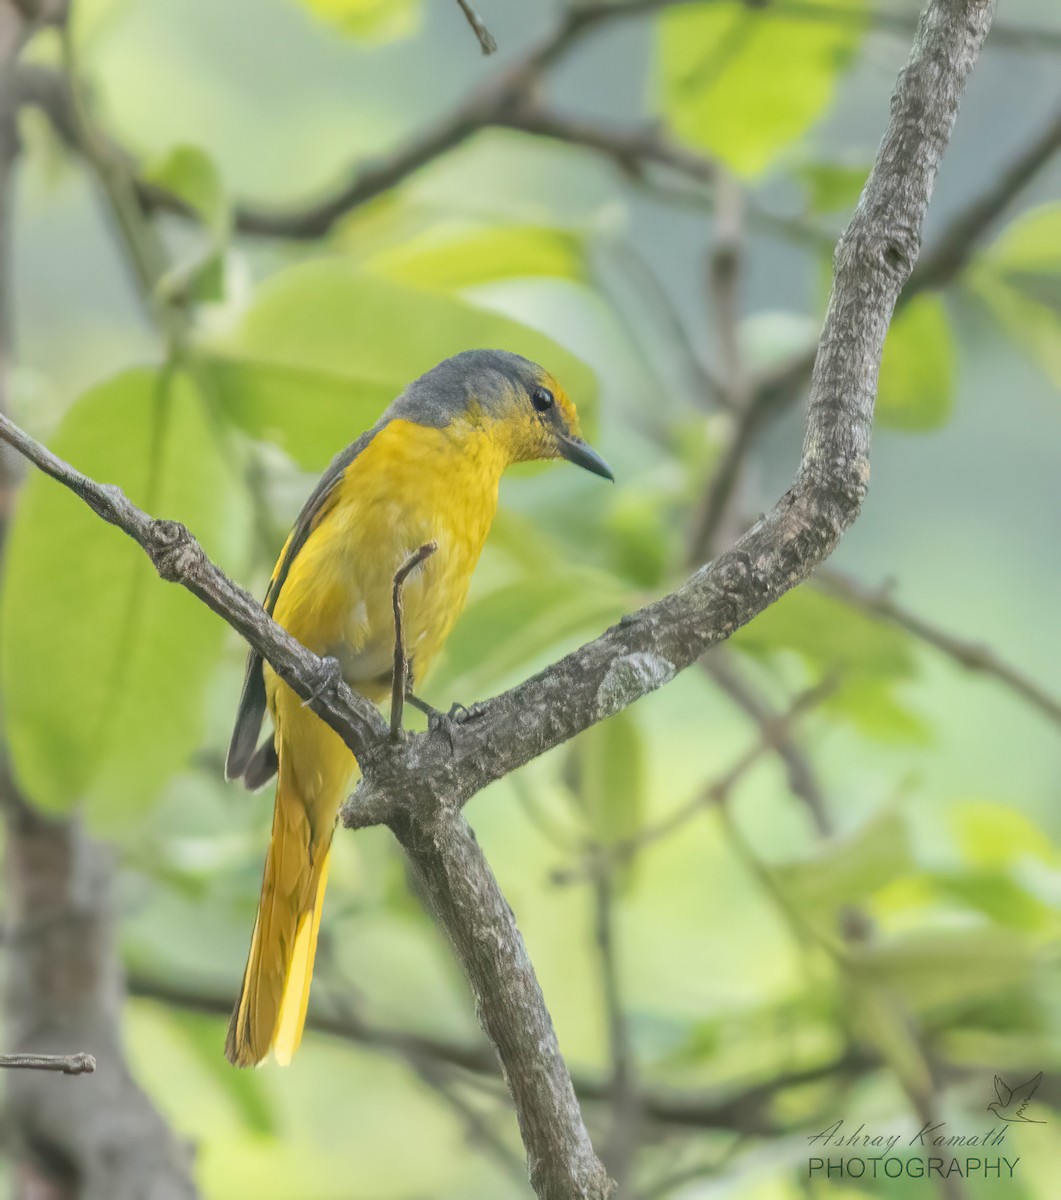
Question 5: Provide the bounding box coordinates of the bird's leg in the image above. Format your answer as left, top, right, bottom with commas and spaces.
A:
405, 691, 486, 756
390, 542, 438, 741
405, 686, 446, 725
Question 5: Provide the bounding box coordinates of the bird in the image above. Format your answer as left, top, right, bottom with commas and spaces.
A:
987, 1072, 1045, 1123
223, 348, 612, 1067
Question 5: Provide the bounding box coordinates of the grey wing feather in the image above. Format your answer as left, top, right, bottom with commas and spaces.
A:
223, 427, 382, 787
242, 738, 280, 790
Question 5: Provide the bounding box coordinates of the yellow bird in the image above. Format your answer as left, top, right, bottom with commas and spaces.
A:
224, 349, 612, 1067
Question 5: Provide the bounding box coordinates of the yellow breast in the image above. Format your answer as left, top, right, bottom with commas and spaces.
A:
266, 417, 507, 709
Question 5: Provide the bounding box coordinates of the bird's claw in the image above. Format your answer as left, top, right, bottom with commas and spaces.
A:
448, 701, 486, 724
302, 656, 344, 707
404, 690, 484, 748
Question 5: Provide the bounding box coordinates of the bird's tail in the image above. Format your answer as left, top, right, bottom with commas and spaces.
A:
225, 745, 335, 1068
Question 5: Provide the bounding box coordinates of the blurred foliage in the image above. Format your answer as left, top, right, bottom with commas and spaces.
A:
970, 203, 1061, 388
659, 0, 865, 177
4, 0, 1061, 1197
298, 0, 421, 42
876, 296, 955, 431
2, 368, 251, 819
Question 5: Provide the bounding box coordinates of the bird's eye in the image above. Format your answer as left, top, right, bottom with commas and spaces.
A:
531, 386, 554, 413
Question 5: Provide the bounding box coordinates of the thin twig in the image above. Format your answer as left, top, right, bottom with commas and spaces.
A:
416, 1061, 526, 1184
710, 100, 1061, 486
0, 409, 388, 758
599, 238, 725, 411
815, 568, 1061, 728
555, 677, 836, 884
390, 542, 438, 741
908, 104, 1061, 292
688, 170, 751, 558
127, 971, 862, 1134
594, 873, 639, 1192
456, 0, 497, 54
702, 650, 830, 835
0, 1051, 95, 1074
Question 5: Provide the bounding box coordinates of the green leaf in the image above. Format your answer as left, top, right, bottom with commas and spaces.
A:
202, 357, 395, 471
952, 800, 1056, 868
605, 488, 680, 589
796, 159, 869, 213
736, 586, 914, 675
658, 0, 866, 178
564, 709, 646, 848
297, 0, 420, 41
143, 145, 230, 303
848, 928, 1034, 1013
773, 808, 913, 916
876, 295, 955, 430
981, 203, 1061, 273
214, 260, 598, 427
143, 145, 228, 236
931, 870, 1050, 931
829, 677, 932, 744
969, 204, 1061, 387
366, 223, 585, 290
430, 570, 629, 699
733, 585, 926, 741
1, 368, 248, 821
167, 1008, 276, 1135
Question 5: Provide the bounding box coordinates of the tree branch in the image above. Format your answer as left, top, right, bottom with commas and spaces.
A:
389, 807, 611, 1198
0, 1051, 95, 1074
593, 873, 640, 1190
126, 971, 867, 1135
455, 0, 497, 55
18, 2, 1046, 251
0, 411, 388, 758
1, 792, 199, 1200
1, 9, 197, 1198
702, 650, 831, 834
705, 98, 1061, 514
554, 677, 835, 885
907, 104, 1061, 293
815, 568, 1061, 727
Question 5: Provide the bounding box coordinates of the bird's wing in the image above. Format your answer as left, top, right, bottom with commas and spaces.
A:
993, 1076, 1011, 1106
224, 428, 379, 784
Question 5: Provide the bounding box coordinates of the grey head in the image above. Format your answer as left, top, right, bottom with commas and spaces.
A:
384, 349, 546, 429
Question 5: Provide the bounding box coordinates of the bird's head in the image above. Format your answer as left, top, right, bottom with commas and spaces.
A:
392, 349, 613, 481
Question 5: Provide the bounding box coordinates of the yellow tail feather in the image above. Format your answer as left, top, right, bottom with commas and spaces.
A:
273, 851, 330, 1065
225, 755, 335, 1068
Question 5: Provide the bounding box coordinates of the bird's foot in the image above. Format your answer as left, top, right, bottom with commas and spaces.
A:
447, 701, 486, 725
302, 655, 344, 707
406, 693, 485, 749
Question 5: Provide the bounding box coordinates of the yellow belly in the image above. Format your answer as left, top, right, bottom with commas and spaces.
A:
264, 417, 506, 759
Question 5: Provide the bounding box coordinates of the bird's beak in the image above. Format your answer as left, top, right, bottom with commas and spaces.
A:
557, 435, 614, 481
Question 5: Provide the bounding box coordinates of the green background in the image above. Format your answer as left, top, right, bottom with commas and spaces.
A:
4, 0, 1061, 1196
